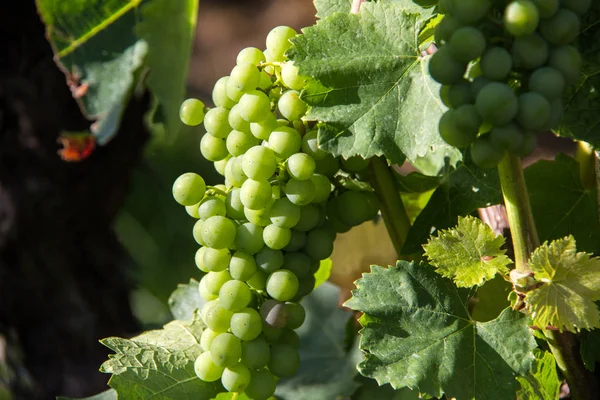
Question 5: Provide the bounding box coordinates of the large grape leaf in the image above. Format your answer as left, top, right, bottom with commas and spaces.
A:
345, 261, 536, 399
314, 0, 351, 18
275, 282, 362, 400
168, 278, 205, 321
423, 216, 512, 287
516, 350, 561, 400
525, 155, 600, 254
100, 312, 222, 399
525, 236, 600, 332
580, 328, 600, 372
57, 389, 117, 400
290, 3, 460, 171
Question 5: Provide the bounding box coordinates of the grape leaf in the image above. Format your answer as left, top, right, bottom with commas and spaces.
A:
345, 261, 536, 399
516, 350, 561, 400
275, 282, 362, 400
314, 258, 333, 289
402, 161, 502, 254
290, 3, 460, 171
471, 276, 512, 322
525, 154, 600, 254
100, 311, 221, 399
57, 389, 117, 400
168, 279, 205, 321
351, 376, 420, 400
580, 328, 600, 372
314, 0, 352, 18
423, 216, 512, 287
525, 236, 600, 332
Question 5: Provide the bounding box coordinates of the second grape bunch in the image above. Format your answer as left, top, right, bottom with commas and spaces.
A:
175, 25, 379, 399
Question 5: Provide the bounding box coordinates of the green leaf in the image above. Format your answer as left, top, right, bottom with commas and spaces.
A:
36, 0, 148, 144
344, 261, 536, 399
276, 282, 362, 400
402, 160, 502, 254
290, 3, 460, 171
57, 389, 117, 400
526, 236, 600, 332
135, 0, 198, 136
516, 350, 561, 400
314, 258, 333, 289
525, 154, 600, 254
580, 328, 600, 372
100, 311, 221, 399
314, 0, 352, 18
351, 376, 420, 400
168, 279, 206, 321
471, 276, 512, 322
423, 215, 512, 287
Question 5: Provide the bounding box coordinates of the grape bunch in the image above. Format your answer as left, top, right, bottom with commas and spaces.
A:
174, 25, 379, 399
430, 0, 588, 168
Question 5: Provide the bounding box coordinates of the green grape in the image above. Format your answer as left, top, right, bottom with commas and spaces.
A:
226, 78, 245, 102
470, 135, 505, 169
490, 124, 524, 153
516, 92, 551, 130
201, 299, 219, 323
204, 107, 232, 139
200, 134, 229, 162
194, 352, 224, 382
434, 15, 461, 45
446, 80, 473, 108
240, 179, 272, 210
238, 90, 271, 122
180, 98, 205, 126
278, 329, 300, 348
226, 188, 246, 220
230, 308, 263, 341
293, 204, 320, 232
228, 104, 251, 133
266, 269, 299, 301
438, 109, 477, 148
470, 76, 491, 98
532, 0, 559, 18
314, 153, 340, 178
225, 156, 248, 188
341, 155, 369, 172
481, 47, 513, 81
449, 27, 486, 63
278, 90, 307, 121
283, 252, 311, 278
214, 158, 229, 177
287, 153, 316, 180
548, 45, 582, 84
504, 1, 539, 36
448, 0, 491, 24
283, 229, 307, 251
258, 71, 273, 90
562, 0, 591, 15
211, 333, 242, 367
326, 197, 352, 233
237, 47, 266, 65
250, 112, 278, 140
266, 26, 297, 61
204, 270, 233, 296
255, 247, 284, 273
285, 302, 306, 330
539, 9, 580, 45
212, 77, 236, 109
310, 174, 332, 203
199, 275, 218, 301
198, 197, 226, 220
528, 67, 565, 100
244, 202, 273, 227
193, 219, 206, 246
205, 303, 234, 332
203, 247, 231, 272
236, 223, 265, 255
201, 328, 219, 352
219, 280, 252, 311
201, 216, 237, 249
226, 130, 259, 157
268, 344, 300, 378
295, 273, 316, 300
440, 85, 452, 108
195, 247, 209, 272
285, 178, 315, 206
263, 224, 292, 250
247, 269, 267, 290
281, 62, 307, 90
336, 191, 371, 227
230, 63, 261, 92
475, 82, 518, 125
512, 34, 548, 70
186, 201, 201, 218
268, 127, 302, 159
245, 368, 277, 400
262, 323, 282, 342
241, 338, 270, 369
242, 145, 278, 181
429, 46, 466, 85
222, 363, 251, 392
301, 129, 327, 160
229, 251, 258, 281
172, 172, 206, 206
514, 130, 537, 156
304, 229, 334, 260
363, 191, 380, 220
269, 198, 301, 228
542, 98, 564, 131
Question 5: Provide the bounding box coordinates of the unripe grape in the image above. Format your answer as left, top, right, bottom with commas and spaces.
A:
201, 216, 237, 249
211, 333, 242, 368
242, 145, 278, 181
200, 134, 229, 162
266, 269, 299, 301
268, 127, 302, 159
179, 98, 205, 126
204, 107, 232, 138
194, 352, 224, 382
230, 63, 261, 92
449, 27, 486, 63
266, 26, 297, 60
236, 47, 266, 65
239, 90, 271, 122
212, 77, 236, 109
539, 9, 580, 45
281, 62, 307, 90
504, 1, 539, 36
278, 90, 307, 121
172, 172, 206, 206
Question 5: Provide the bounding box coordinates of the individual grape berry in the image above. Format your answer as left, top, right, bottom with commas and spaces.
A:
236, 47, 266, 65
180, 98, 205, 126
268, 126, 302, 159
475, 83, 518, 125
278, 329, 300, 348
438, 109, 477, 148
310, 174, 332, 203
490, 124, 524, 153
445, 80, 473, 108
301, 129, 327, 160
250, 113, 279, 140
562, 0, 591, 15
225, 156, 248, 188
201, 328, 220, 352
470, 135, 505, 169
285, 178, 315, 206
200, 134, 229, 162
240, 179, 272, 210
548, 45, 582, 84
278, 90, 307, 121
195, 247, 209, 272
193, 219, 206, 246
285, 302, 306, 330
434, 15, 461, 45
262, 323, 283, 342
195, 352, 224, 382
185, 201, 201, 218
470, 76, 491, 98
244, 368, 277, 400
268, 344, 300, 377
528, 67, 565, 100
283, 252, 312, 278
238, 90, 271, 122
219, 280, 252, 311
199, 275, 218, 301
236, 223, 265, 255
198, 196, 227, 220
532, 0, 559, 18
226, 130, 259, 157
203, 247, 231, 272
293, 204, 320, 232
221, 363, 251, 392
516, 92, 551, 131
204, 107, 232, 138
172, 172, 206, 206
269, 198, 301, 228
263, 224, 292, 250
336, 190, 371, 227
449, 0, 491, 24
213, 158, 229, 177
202, 216, 237, 249
230, 308, 263, 341
241, 338, 271, 369
281, 62, 307, 90
514, 131, 538, 156
314, 153, 340, 177
429, 46, 466, 85
260, 299, 288, 328
511, 33, 548, 70
287, 153, 316, 180
539, 9, 580, 45
228, 104, 251, 133
266, 26, 297, 61
242, 145, 278, 181
542, 98, 564, 131
255, 247, 284, 273
205, 302, 234, 332
481, 47, 513, 81
212, 77, 236, 109
204, 270, 233, 297
247, 269, 268, 290
304, 228, 335, 260
229, 251, 258, 281
230, 63, 261, 92
245, 203, 273, 227
226, 188, 246, 220
266, 269, 299, 301
504, 1, 540, 36
226, 78, 245, 102
449, 27, 486, 63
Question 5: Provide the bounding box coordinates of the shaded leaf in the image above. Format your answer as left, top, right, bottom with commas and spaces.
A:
516, 350, 561, 400
314, 0, 351, 18
168, 279, 205, 321
526, 236, 600, 332
345, 261, 536, 399
471, 276, 512, 322
57, 389, 117, 400
580, 328, 600, 372
314, 258, 333, 289
351, 376, 420, 400
424, 216, 511, 287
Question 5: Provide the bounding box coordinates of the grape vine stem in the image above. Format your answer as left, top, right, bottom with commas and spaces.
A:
497, 152, 598, 400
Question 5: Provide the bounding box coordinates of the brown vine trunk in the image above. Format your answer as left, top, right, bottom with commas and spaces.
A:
0, 2, 147, 399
